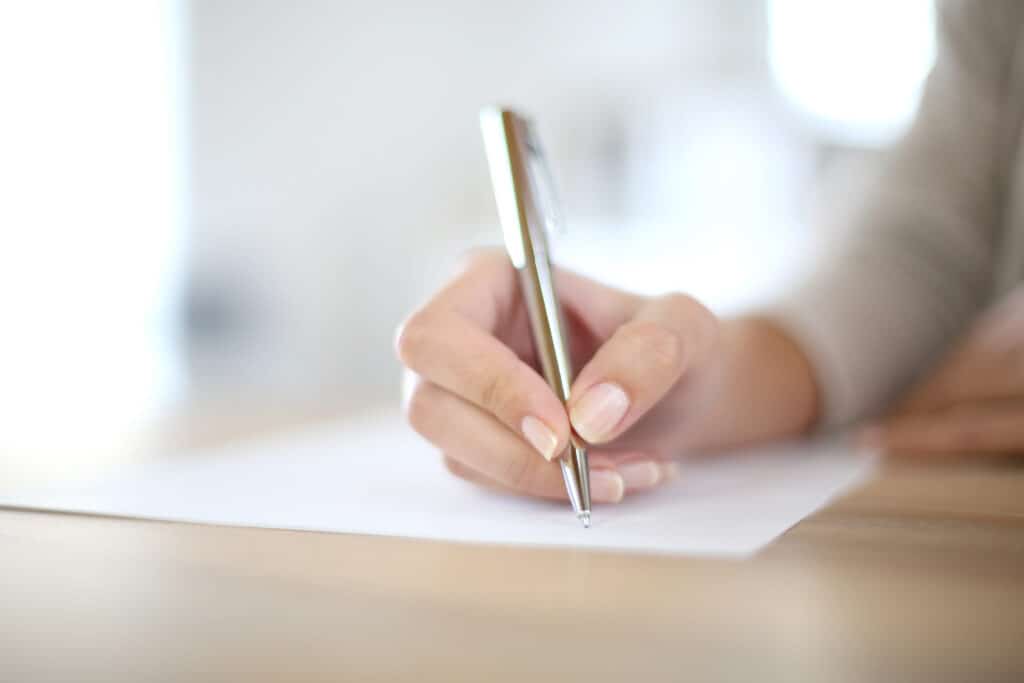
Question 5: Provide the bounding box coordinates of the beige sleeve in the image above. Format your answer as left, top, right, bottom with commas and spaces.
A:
767, 0, 1018, 427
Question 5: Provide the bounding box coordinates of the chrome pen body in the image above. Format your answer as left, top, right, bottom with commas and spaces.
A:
479, 107, 592, 527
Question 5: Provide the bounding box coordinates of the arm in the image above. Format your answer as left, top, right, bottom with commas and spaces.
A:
396, 3, 1023, 505
767, 0, 1019, 427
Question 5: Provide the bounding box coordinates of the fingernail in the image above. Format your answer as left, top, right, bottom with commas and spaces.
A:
521, 416, 559, 461
618, 461, 662, 491
570, 382, 630, 442
589, 469, 625, 504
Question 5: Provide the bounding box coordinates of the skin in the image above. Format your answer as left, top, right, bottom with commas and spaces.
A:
396, 250, 1024, 503
862, 285, 1024, 458
395, 249, 818, 503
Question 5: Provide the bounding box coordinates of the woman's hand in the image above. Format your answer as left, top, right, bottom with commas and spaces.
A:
395, 249, 724, 504
862, 285, 1024, 457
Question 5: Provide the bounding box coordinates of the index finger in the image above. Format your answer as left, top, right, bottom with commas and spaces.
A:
438, 248, 520, 331
396, 251, 571, 461
894, 349, 1023, 415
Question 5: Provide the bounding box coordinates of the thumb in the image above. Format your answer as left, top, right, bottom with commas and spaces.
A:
554, 268, 646, 339
567, 293, 718, 444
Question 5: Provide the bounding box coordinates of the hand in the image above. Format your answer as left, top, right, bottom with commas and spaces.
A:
861, 285, 1024, 457
395, 248, 722, 503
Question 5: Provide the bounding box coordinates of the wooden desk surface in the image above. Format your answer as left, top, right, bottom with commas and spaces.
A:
2, 409, 1023, 682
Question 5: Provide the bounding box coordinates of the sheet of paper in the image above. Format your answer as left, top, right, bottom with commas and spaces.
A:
0, 413, 875, 557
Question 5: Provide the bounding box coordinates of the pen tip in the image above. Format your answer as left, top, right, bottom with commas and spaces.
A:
579, 511, 591, 529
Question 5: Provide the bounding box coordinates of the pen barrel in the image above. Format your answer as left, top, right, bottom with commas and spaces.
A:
481, 106, 591, 519
517, 255, 572, 403
517, 261, 592, 515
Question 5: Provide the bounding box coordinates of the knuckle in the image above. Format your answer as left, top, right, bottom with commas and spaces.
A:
660, 292, 718, 351
478, 367, 517, 419
394, 310, 433, 366
659, 292, 699, 316
619, 320, 684, 375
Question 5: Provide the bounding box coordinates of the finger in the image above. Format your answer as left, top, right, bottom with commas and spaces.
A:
611, 453, 682, 493
443, 452, 671, 498
416, 248, 535, 360
554, 267, 645, 339
397, 308, 570, 461
405, 378, 626, 502
895, 351, 1024, 415
442, 454, 643, 500
862, 403, 1024, 457
450, 249, 640, 341
442, 456, 518, 495
442, 247, 521, 330
568, 293, 718, 444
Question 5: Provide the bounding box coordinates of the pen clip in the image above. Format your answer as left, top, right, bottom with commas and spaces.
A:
522, 120, 568, 239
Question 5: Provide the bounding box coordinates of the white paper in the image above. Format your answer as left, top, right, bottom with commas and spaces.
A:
0, 413, 875, 557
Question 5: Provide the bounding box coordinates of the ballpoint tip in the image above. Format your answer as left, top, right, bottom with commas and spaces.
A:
579, 511, 591, 529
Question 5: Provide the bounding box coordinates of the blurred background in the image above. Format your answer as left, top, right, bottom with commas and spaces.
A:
0, 0, 935, 485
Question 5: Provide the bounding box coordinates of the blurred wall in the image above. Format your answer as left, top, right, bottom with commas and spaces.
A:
184, 0, 793, 406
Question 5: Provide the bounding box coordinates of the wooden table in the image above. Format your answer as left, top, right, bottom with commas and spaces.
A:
2, 408, 1023, 682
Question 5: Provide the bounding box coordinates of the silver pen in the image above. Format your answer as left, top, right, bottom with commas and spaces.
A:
480, 106, 592, 528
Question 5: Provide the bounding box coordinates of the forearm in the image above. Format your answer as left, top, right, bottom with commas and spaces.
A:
757, 1, 1007, 428
684, 316, 820, 452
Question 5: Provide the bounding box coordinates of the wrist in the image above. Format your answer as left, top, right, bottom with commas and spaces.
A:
686, 316, 820, 451
729, 316, 820, 434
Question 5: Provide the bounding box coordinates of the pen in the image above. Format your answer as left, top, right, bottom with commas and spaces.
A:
479, 106, 592, 528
